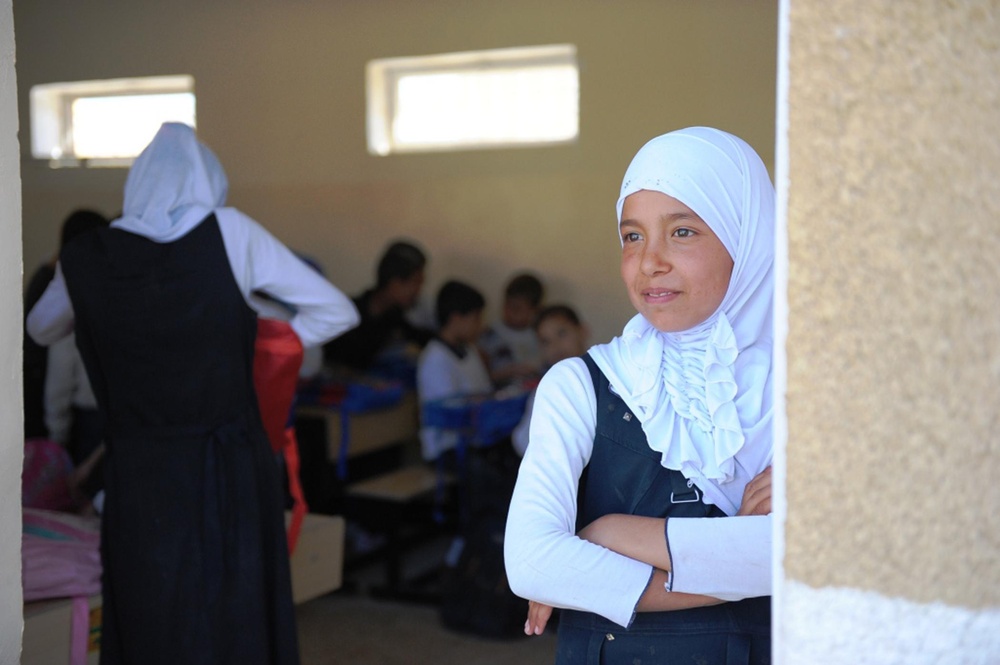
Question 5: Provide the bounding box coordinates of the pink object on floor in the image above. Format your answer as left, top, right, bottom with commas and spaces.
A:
22, 507, 102, 665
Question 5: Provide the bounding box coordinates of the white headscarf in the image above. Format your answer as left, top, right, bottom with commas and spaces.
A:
589, 127, 774, 515
111, 122, 228, 242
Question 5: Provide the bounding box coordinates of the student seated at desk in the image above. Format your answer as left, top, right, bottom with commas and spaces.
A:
478, 272, 545, 389
324, 240, 434, 374
511, 304, 589, 458
416, 280, 492, 461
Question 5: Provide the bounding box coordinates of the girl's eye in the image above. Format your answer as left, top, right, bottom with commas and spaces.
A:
622, 231, 641, 243
673, 227, 696, 238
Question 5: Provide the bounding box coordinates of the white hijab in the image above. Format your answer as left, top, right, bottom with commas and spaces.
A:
112, 122, 228, 242
589, 127, 774, 515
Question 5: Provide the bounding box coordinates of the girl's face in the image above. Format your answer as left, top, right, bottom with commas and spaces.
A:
619, 190, 733, 333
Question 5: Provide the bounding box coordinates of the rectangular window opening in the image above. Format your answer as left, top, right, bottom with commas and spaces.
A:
367, 45, 579, 156
30, 75, 196, 168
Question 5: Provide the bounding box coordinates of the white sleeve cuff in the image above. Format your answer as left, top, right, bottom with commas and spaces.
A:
26, 265, 75, 346
667, 514, 771, 600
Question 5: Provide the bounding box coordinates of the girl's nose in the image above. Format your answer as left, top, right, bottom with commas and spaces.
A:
640, 241, 671, 276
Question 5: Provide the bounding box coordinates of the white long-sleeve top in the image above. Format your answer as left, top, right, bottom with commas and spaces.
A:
27, 211, 359, 349
43, 333, 97, 445
504, 356, 771, 628
416, 338, 493, 460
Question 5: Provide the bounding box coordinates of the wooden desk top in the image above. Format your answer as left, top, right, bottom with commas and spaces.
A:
296, 391, 419, 460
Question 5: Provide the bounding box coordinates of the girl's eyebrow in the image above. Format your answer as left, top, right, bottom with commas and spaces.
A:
661, 211, 698, 223
619, 212, 699, 229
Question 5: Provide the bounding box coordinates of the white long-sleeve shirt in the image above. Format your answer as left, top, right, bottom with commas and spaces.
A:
504, 357, 771, 628
43, 333, 97, 445
27, 211, 359, 349
416, 338, 493, 460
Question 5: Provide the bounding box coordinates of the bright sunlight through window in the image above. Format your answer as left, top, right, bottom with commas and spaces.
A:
367, 45, 578, 155
30, 75, 195, 167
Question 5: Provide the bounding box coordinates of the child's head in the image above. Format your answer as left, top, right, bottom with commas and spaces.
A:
534, 305, 588, 367
435, 280, 486, 344
502, 273, 544, 330
615, 127, 773, 336
376, 240, 427, 309
60, 209, 108, 248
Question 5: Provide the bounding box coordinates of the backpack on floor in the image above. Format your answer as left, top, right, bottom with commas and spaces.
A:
438, 512, 526, 640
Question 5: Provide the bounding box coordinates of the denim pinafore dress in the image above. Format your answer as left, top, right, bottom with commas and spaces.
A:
553, 354, 770, 665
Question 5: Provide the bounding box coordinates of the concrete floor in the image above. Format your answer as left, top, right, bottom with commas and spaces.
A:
295, 593, 557, 665
295, 525, 557, 665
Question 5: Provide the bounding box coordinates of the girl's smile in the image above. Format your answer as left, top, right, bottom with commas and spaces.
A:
619, 190, 733, 333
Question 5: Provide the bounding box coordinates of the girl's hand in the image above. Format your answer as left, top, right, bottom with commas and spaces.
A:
525, 601, 554, 635
737, 466, 772, 516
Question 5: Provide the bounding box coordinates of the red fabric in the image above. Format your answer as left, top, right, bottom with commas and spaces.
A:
253, 319, 304, 453
282, 426, 307, 555
252, 318, 308, 553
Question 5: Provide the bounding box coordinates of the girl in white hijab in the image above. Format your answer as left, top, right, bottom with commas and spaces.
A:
504, 127, 772, 663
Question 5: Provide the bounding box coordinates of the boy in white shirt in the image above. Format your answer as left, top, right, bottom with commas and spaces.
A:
510, 304, 589, 457
417, 280, 492, 460
479, 273, 544, 389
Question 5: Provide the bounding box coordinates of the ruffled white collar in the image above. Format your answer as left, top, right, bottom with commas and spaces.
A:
589, 313, 768, 515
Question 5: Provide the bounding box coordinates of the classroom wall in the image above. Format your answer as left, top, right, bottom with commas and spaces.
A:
0, 0, 23, 660
780, 1, 1000, 661
13, 0, 777, 345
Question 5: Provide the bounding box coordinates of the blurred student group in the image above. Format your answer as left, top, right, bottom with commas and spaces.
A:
21, 124, 590, 655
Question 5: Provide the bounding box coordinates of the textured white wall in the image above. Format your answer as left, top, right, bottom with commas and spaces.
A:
0, 0, 23, 660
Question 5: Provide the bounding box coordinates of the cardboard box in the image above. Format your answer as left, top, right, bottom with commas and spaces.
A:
22, 595, 101, 665
287, 512, 346, 604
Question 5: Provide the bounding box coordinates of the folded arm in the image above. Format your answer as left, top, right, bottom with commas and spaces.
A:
578, 465, 772, 572
524, 467, 773, 635
506, 360, 773, 634
505, 360, 656, 628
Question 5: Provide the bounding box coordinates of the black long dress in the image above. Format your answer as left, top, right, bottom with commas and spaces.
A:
60, 215, 300, 665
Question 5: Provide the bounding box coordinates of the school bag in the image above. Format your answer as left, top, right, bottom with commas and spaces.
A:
438, 512, 527, 639
438, 450, 526, 640
22, 437, 79, 512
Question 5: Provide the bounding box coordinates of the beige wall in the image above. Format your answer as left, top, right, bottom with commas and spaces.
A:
13, 0, 777, 344
0, 0, 23, 659
782, 0, 1000, 660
